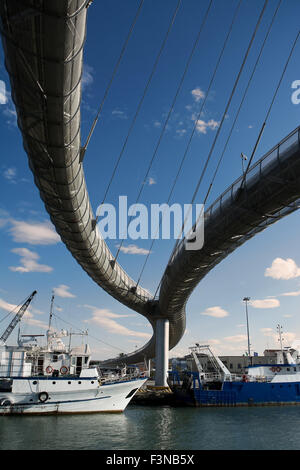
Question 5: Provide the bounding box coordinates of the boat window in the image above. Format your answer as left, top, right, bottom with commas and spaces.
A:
68, 381, 71, 384
33, 381, 37, 385
78, 381, 81, 384
52, 381, 56, 385
52, 355, 58, 363
287, 368, 290, 371
84, 357, 89, 364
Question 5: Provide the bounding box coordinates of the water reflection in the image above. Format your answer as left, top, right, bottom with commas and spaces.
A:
1, 405, 300, 450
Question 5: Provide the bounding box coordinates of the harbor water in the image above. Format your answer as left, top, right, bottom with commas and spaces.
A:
1, 404, 300, 450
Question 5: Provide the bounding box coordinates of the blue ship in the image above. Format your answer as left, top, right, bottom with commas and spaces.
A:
169, 344, 300, 407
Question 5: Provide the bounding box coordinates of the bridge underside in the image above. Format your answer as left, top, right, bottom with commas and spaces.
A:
1, 0, 300, 367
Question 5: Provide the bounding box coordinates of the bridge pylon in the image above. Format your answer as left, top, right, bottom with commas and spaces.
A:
154, 318, 169, 387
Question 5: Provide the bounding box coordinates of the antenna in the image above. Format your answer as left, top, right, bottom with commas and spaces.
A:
47, 292, 55, 349
277, 324, 284, 354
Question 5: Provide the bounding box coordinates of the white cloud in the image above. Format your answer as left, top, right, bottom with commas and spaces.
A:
3, 107, 17, 126
0, 296, 51, 333
260, 328, 296, 346
116, 244, 151, 255
224, 334, 248, 343
200, 306, 229, 318
176, 129, 187, 137
148, 177, 156, 186
83, 305, 151, 339
283, 332, 297, 344
9, 247, 53, 273
265, 258, 300, 280
191, 87, 205, 102
193, 117, 220, 134
112, 109, 128, 119
0, 80, 7, 105
3, 167, 16, 182
0, 296, 35, 321
8, 219, 60, 245
82, 64, 94, 89
250, 298, 280, 309
260, 327, 274, 337
1, 89, 17, 126
281, 290, 300, 297
24, 317, 50, 330
53, 285, 76, 298
0, 297, 20, 314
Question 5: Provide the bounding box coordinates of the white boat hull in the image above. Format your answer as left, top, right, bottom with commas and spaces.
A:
0, 377, 146, 414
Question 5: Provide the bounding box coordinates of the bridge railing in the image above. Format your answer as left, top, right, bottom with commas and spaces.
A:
168, 125, 300, 266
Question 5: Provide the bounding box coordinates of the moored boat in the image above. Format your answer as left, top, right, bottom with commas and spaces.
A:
169, 342, 300, 407
0, 291, 147, 414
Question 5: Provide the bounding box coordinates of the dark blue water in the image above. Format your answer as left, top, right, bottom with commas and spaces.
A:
1, 405, 300, 450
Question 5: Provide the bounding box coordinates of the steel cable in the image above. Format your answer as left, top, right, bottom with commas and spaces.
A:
113, 0, 214, 263
80, 0, 145, 161
165, 0, 269, 271
135, 0, 243, 289
203, 0, 282, 205
239, 28, 300, 189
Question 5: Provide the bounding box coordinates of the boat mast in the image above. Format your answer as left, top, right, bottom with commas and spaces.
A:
47, 293, 55, 349
243, 297, 252, 365
277, 324, 284, 359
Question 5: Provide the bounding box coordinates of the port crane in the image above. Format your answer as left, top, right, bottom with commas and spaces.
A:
0, 291, 37, 345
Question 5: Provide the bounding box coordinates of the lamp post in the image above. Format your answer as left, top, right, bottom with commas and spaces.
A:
241, 153, 248, 174
243, 297, 251, 365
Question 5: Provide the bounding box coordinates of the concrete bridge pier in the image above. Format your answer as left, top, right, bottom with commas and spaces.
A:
154, 318, 169, 387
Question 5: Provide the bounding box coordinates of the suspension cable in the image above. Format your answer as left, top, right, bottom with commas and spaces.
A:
239, 27, 300, 189
204, 0, 282, 205
52, 312, 128, 353
114, 0, 214, 264
96, 0, 182, 211
135, 0, 243, 289
80, 0, 145, 162
167, 0, 269, 265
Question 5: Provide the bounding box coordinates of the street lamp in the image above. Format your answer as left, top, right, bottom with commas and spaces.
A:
243, 297, 251, 365
240, 153, 248, 174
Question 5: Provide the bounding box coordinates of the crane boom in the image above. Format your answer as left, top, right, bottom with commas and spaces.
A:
0, 290, 37, 344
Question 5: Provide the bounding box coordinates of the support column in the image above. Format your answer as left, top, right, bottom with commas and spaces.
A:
154, 318, 169, 387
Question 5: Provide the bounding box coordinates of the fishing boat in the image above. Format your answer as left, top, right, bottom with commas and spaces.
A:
0, 291, 147, 414
169, 342, 300, 407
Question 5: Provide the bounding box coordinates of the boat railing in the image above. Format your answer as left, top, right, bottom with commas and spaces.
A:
99, 372, 145, 385
201, 372, 223, 382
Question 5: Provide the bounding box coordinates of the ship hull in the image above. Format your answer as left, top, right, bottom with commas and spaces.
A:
193, 380, 300, 407
0, 377, 147, 414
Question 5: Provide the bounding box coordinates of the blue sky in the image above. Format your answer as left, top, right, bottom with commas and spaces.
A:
0, 0, 300, 360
